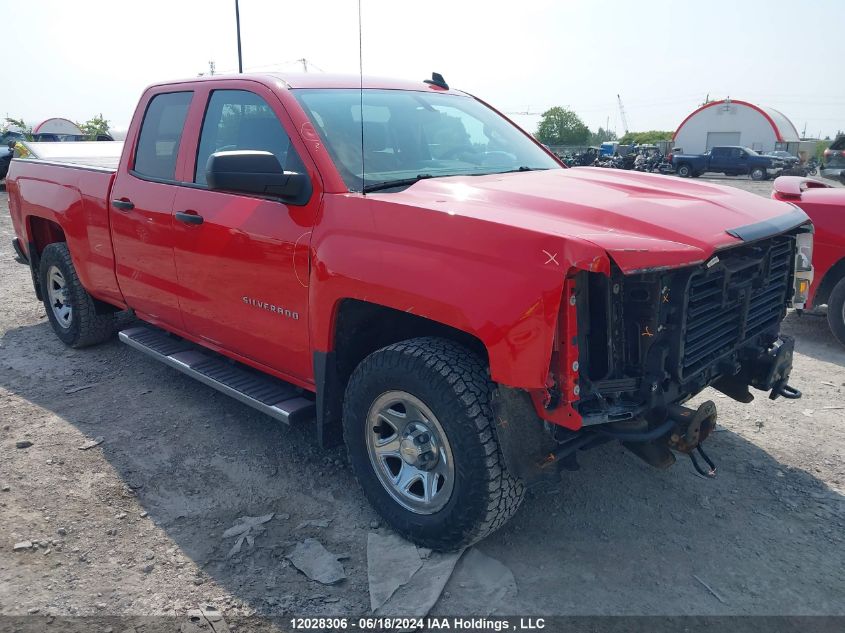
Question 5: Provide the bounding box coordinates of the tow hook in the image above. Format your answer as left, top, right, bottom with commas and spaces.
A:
771, 382, 802, 400
666, 401, 718, 478
751, 335, 802, 401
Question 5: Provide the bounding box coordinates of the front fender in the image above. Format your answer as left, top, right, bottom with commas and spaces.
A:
309, 195, 608, 389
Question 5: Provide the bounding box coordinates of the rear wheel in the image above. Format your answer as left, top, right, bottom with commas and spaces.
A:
750, 166, 766, 181
39, 243, 116, 348
827, 277, 845, 347
343, 337, 524, 550
676, 164, 692, 178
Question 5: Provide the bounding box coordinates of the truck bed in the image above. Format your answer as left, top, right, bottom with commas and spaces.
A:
16, 141, 123, 171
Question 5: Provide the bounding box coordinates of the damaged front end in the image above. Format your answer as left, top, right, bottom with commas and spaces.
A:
496, 226, 809, 484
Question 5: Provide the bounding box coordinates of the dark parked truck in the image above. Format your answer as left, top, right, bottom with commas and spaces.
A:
672, 146, 785, 180
821, 134, 845, 182
6, 73, 812, 549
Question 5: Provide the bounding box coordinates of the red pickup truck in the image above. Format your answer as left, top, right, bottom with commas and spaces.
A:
773, 176, 845, 345
6, 73, 811, 549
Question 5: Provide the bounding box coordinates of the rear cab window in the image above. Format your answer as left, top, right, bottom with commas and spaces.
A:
133, 91, 193, 181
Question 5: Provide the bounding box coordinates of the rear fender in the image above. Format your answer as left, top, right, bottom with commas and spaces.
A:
10, 161, 125, 308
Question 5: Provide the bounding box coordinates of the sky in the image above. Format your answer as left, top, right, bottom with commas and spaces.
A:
1, 0, 842, 139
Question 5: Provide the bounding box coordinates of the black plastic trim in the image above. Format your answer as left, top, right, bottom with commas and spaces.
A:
128, 168, 313, 207
313, 350, 344, 448
725, 207, 809, 242
12, 238, 29, 265
27, 240, 42, 300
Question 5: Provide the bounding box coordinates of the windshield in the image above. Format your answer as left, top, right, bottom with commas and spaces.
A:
743, 147, 760, 156
293, 89, 560, 191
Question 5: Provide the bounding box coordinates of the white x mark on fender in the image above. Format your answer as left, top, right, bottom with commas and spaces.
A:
542, 250, 560, 266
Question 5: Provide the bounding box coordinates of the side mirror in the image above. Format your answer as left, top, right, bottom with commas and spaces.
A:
206, 150, 311, 205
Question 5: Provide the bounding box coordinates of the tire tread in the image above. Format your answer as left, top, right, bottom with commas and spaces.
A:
40, 243, 116, 348
343, 337, 524, 550
827, 277, 845, 347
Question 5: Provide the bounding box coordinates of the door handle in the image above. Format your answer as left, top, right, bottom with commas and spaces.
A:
111, 199, 134, 211
175, 211, 204, 225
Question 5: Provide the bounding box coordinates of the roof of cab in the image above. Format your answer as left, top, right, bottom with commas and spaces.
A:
149, 72, 466, 95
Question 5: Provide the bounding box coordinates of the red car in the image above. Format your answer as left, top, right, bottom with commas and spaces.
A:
773, 176, 845, 345
6, 73, 811, 548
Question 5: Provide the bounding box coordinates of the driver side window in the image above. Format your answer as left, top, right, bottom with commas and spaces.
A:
195, 89, 304, 185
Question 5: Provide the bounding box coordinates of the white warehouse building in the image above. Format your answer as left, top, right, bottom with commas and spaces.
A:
673, 99, 800, 155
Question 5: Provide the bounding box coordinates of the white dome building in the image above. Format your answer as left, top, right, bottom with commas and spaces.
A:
673, 99, 800, 155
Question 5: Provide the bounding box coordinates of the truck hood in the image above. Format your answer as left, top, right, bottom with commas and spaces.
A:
380, 167, 808, 273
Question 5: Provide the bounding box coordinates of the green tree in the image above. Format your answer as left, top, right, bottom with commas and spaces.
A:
3, 117, 33, 140
535, 107, 590, 146
76, 113, 111, 140
815, 140, 832, 162
618, 130, 674, 145
588, 127, 617, 146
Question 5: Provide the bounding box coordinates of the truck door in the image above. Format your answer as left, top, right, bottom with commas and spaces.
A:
709, 147, 727, 171
170, 86, 319, 383
110, 90, 193, 330
735, 148, 749, 174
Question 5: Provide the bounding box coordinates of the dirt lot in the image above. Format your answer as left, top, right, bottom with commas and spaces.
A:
1, 176, 844, 624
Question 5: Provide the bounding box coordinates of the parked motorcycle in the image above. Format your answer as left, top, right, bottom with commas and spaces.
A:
656, 159, 675, 175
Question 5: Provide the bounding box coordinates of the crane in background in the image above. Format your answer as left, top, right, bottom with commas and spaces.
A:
617, 94, 630, 136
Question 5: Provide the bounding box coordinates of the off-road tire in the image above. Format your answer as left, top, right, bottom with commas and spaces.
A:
39, 243, 116, 348
750, 166, 766, 181
343, 337, 524, 550
676, 163, 692, 178
827, 277, 845, 347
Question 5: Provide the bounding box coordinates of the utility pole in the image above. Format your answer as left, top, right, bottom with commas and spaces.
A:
617, 94, 630, 136
235, 0, 243, 73
297, 58, 308, 72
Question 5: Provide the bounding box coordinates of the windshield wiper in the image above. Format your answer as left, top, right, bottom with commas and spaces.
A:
500, 166, 550, 173
362, 174, 433, 193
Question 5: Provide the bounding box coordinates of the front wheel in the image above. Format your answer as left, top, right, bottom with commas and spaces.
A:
827, 277, 845, 347
39, 243, 116, 347
750, 167, 766, 181
343, 337, 524, 550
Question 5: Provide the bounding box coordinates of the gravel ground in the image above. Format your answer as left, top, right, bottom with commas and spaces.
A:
1, 175, 843, 624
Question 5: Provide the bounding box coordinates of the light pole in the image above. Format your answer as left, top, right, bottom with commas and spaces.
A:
235, 0, 243, 73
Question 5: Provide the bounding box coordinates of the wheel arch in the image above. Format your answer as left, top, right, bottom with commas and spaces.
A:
813, 256, 845, 308
314, 299, 489, 448
24, 215, 67, 300
28, 215, 67, 253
